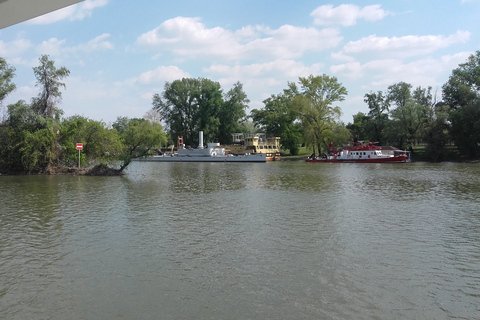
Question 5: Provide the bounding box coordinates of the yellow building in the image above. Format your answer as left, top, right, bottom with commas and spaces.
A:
227, 133, 281, 161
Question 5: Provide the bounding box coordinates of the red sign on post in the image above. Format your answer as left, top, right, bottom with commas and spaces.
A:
76, 143, 83, 150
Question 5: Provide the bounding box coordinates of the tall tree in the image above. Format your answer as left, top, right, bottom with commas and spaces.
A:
197, 78, 223, 143
60, 116, 123, 166
251, 93, 302, 155
388, 83, 430, 151
0, 57, 16, 104
153, 78, 248, 146
31, 54, 70, 119
218, 81, 249, 144
364, 91, 389, 145
113, 117, 167, 171
291, 74, 348, 155
0, 57, 16, 122
442, 50, 480, 109
442, 50, 480, 158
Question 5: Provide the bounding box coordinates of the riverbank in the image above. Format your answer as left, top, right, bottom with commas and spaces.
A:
0, 164, 123, 176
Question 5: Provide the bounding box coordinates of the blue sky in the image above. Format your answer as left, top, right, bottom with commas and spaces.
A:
1, 0, 479, 125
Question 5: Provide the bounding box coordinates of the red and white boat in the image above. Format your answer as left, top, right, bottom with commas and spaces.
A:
306, 142, 410, 163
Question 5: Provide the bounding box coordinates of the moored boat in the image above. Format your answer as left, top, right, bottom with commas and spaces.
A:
306, 142, 410, 163
226, 133, 281, 161
135, 131, 267, 163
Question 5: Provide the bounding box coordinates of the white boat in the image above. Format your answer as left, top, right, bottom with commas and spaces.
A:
135, 131, 267, 163
306, 142, 410, 163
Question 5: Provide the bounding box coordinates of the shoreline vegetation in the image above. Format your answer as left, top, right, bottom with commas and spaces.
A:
2, 51, 480, 176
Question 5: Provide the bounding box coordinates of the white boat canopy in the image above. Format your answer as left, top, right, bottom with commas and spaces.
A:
0, 0, 84, 29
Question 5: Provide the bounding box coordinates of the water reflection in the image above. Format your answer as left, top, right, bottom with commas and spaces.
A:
0, 162, 479, 319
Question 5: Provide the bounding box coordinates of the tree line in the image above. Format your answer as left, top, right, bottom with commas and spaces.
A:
1, 50, 479, 174
251, 51, 480, 161
0, 55, 166, 174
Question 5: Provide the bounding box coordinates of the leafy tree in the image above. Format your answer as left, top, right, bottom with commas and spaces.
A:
196, 78, 223, 143
442, 50, 480, 109
290, 74, 348, 155
113, 117, 167, 171
449, 101, 480, 158
442, 50, 480, 158
60, 116, 122, 166
364, 91, 389, 145
346, 112, 369, 142
19, 128, 57, 173
423, 103, 450, 161
251, 93, 301, 155
0, 100, 51, 173
153, 78, 206, 145
388, 83, 430, 151
152, 78, 248, 146
0, 57, 16, 122
218, 82, 249, 144
31, 54, 70, 119
0, 57, 16, 105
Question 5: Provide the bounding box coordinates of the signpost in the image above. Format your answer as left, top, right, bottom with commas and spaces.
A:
76, 143, 83, 168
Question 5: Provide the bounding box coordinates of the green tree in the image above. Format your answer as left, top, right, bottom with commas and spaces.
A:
196, 78, 223, 143
152, 78, 248, 146
346, 112, 369, 142
113, 117, 167, 171
388, 83, 430, 151
60, 116, 122, 166
364, 91, 389, 145
442, 50, 480, 158
0, 57, 16, 122
0, 57, 16, 105
251, 93, 302, 155
442, 50, 480, 109
290, 74, 348, 155
423, 103, 450, 161
31, 54, 70, 119
218, 82, 249, 144
0, 100, 51, 173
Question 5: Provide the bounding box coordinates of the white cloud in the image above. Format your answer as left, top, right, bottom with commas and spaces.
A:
203, 60, 324, 104
28, 0, 108, 24
331, 52, 472, 91
0, 39, 33, 59
76, 33, 114, 53
136, 17, 342, 61
311, 4, 389, 27
36, 38, 67, 56
138, 66, 191, 84
340, 30, 471, 59
34, 34, 113, 61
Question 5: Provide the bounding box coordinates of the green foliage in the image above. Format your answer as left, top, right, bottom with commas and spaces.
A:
31, 54, 70, 119
113, 117, 167, 171
60, 116, 122, 166
443, 50, 480, 159
19, 128, 56, 172
449, 101, 480, 158
363, 91, 389, 145
0, 57, 16, 104
291, 74, 348, 154
423, 104, 450, 162
442, 50, 480, 109
219, 82, 249, 144
355, 82, 435, 153
251, 93, 302, 155
152, 78, 248, 146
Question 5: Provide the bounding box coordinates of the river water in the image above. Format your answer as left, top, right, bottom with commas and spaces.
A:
0, 161, 479, 319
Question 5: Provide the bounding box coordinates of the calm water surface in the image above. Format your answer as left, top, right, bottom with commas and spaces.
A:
1, 161, 479, 319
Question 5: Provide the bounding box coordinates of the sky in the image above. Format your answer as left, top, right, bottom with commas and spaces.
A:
1, 0, 479, 125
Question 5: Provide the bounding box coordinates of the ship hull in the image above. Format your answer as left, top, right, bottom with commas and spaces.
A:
135, 154, 267, 162
306, 155, 409, 163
